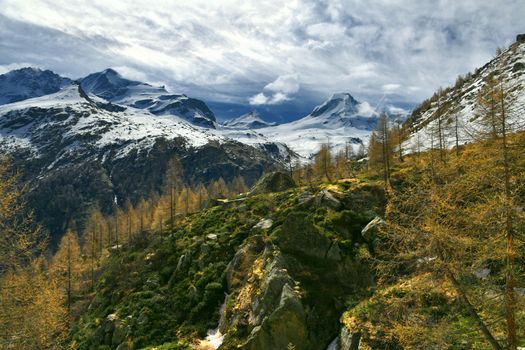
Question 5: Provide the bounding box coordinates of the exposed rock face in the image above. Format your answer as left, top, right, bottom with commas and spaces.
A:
517, 33, 525, 43
315, 190, 342, 210
250, 171, 296, 194
274, 212, 334, 261
223, 236, 312, 350
220, 211, 374, 350
361, 216, 385, 244
339, 327, 360, 350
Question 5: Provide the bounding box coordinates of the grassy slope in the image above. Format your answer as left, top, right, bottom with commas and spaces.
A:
69, 180, 385, 350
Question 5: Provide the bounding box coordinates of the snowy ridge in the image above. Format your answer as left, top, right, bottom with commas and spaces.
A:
405, 39, 525, 152
219, 92, 403, 159
0, 84, 222, 162
0, 83, 296, 171
0, 67, 73, 105
0, 66, 409, 164
80, 69, 217, 128
222, 110, 276, 129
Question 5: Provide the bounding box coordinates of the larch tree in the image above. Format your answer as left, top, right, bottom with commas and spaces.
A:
0, 158, 65, 348
195, 184, 209, 211
314, 143, 333, 182
0, 157, 47, 273
334, 150, 349, 179
83, 206, 105, 291
474, 72, 523, 350
163, 157, 183, 232
230, 175, 249, 195
368, 113, 392, 187
51, 227, 83, 314
209, 178, 229, 199
0, 259, 68, 349
375, 156, 504, 349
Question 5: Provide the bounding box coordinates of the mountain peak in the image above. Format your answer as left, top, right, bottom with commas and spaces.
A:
309, 92, 359, 119
102, 68, 119, 76
329, 92, 358, 102
222, 110, 276, 129
0, 67, 72, 105
80, 70, 216, 128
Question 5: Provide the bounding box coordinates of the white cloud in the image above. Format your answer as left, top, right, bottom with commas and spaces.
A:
306, 22, 346, 41
268, 92, 290, 104
357, 101, 379, 118
249, 73, 300, 105
264, 73, 300, 94
382, 83, 401, 93
248, 91, 291, 105
0, 0, 523, 108
248, 92, 268, 105
112, 65, 149, 82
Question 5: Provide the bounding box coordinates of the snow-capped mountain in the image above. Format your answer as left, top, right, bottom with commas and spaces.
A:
220, 92, 403, 158
80, 69, 217, 128
222, 110, 277, 129
0, 84, 221, 160
0, 78, 291, 239
404, 35, 525, 151
0, 67, 73, 105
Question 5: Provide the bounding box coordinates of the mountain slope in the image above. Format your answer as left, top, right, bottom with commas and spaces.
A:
68, 180, 385, 350
80, 69, 217, 128
404, 36, 525, 151
0, 67, 72, 105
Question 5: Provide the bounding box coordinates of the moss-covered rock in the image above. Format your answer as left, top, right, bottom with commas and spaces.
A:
273, 212, 332, 261
250, 171, 296, 194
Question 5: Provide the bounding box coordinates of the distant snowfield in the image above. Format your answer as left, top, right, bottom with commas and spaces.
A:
216, 123, 371, 159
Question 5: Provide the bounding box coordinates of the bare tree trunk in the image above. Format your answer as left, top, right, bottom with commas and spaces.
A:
500, 94, 517, 350
91, 228, 95, 291
127, 213, 131, 242
455, 114, 460, 157
446, 269, 502, 350
67, 237, 71, 314
382, 121, 390, 187
170, 186, 174, 232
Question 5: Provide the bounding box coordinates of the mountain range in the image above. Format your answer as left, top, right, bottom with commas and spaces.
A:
2, 35, 524, 241
0, 66, 401, 240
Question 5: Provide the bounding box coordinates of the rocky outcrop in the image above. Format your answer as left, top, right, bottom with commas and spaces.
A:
222, 236, 311, 350
361, 216, 385, 244
338, 327, 361, 350
314, 190, 342, 210
220, 211, 374, 350
274, 212, 336, 261
250, 171, 296, 194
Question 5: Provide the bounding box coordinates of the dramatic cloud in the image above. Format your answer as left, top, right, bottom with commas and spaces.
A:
0, 0, 523, 119
250, 73, 300, 105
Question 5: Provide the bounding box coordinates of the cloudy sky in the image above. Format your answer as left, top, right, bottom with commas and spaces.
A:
0, 0, 523, 121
